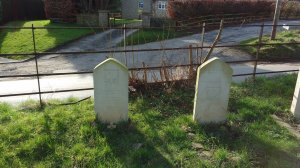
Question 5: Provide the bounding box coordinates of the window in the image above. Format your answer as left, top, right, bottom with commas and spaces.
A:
158, 1, 167, 10
139, 2, 144, 9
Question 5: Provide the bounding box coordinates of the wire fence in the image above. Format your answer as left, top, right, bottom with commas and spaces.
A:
0, 21, 299, 106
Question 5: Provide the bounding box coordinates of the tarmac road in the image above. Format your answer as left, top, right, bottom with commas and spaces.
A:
1, 62, 299, 105
1, 20, 299, 77
0, 20, 299, 104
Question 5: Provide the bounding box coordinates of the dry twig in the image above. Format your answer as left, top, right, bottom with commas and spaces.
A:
201, 20, 224, 63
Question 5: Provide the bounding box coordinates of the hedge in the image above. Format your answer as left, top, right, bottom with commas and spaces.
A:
44, 0, 77, 23
168, 0, 275, 20
281, 1, 300, 19
1, 0, 45, 23
0, 0, 3, 23
44, 0, 121, 23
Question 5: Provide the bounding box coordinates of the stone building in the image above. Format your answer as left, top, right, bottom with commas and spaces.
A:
122, 0, 169, 19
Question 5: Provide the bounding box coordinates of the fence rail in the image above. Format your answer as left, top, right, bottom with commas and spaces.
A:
0, 43, 300, 57
0, 22, 299, 106
1, 23, 300, 30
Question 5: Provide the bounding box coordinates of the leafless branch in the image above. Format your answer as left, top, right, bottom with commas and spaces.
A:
201, 19, 224, 63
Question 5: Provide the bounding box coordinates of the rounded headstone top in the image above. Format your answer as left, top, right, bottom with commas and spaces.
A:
198, 57, 233, 75
94, 58, 128, 71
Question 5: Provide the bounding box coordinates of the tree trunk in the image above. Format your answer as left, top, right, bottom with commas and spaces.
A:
88, 0, 93, 12
271, 0, 282, 40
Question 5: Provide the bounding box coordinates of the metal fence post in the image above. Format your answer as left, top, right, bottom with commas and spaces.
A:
123, 24, 127, 66
253, 23, 264, 80
200, 22, 206, 64
189, 45, 193, 78
31, 24, 43, 107
107, 12, 110, 28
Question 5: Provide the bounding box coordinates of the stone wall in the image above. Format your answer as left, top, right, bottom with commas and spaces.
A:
143, 0, 152, 14
122, 0, 153, 19
76, 11, 109, 27
122, 0, 140, 19
152, 0, 169, 18
77, 13, 99, 26
98, 10, 109, 27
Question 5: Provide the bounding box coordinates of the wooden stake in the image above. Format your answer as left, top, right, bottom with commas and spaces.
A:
162, 61, 169, 82
160, 68, 164, 82
189, 45, 193, 78
200, 22, 205, 64
142, 62, 147, 83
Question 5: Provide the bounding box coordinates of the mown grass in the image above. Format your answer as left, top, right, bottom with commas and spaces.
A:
0, 20, 93, 60
0, 75, 300, 167
240, 30, 300, 61
111, 18, 142, 26
120, 28, 181, 46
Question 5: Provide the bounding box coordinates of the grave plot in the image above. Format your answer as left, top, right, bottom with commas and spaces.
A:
193, 58, 233, 124
93, 58, 129, 124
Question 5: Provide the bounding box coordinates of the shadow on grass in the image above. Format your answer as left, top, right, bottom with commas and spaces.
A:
39, 21, 94, 52
90, 88, 196, 167
239, 30, 300, 61
0, 21, 33, 59
0, 21, 27, 39
260, 44, 300, 61
199, 123, 300, 167
96, 121, 172, 167
5, 75, 300, 167
194, 75, 300, 167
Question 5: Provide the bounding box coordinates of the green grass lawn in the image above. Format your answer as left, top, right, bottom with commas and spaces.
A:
0, 20, 94, 60
240, 30, 300, 61
111, 18, 142, 26
0, 75, 300, 167
120, 28, 182, 46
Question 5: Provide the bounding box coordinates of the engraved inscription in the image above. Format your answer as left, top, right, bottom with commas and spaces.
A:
93, 58, 128, 124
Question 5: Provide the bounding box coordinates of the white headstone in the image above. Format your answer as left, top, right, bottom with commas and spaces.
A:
193, 58, 233, 124
93, 58, 128, 123
291, 68, 300, 119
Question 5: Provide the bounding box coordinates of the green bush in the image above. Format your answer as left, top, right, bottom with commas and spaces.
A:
1, 0, 45, 23
44, 0, 76, 22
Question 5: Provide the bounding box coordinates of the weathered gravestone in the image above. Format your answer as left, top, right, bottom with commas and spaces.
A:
193, 58, 233, 124
291, 68, 300, 119
93, 58, 128, 123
